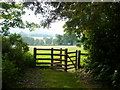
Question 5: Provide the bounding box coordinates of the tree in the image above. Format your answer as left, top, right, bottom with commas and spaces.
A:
52, 38, 57, 45
1, 2, 36, 88
34, 2, 120, 87
55, 34, 63, 45
0, 2, 39, 36
62, 33, 77, 45
39, 39, 44, 45
43, 37, 53, 45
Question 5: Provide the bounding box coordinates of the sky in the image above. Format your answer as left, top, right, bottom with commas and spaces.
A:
10, 8, 66, 35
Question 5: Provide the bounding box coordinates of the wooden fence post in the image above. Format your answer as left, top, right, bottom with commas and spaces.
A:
51, 48, 53, 67
34, 48, 36, 60
78, 50, 81, 69
34, 48, 36, 67
75, 50, 78, 70
60, 48, 62, 67
65, 49, 68, 72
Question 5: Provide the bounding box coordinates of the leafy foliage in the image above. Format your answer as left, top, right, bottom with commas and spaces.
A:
0, 2, 39, 36
55, 33, 77, 45
2, 33, 35, 68
2, 60, 19, 88
2, 33, 35, 88
37, 2, 120, 87
1, 2, 37, 88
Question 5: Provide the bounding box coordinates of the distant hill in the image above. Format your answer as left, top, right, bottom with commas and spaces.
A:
29, 33, 53, 37
18, 31, 55, 38
19, 31, 28, 36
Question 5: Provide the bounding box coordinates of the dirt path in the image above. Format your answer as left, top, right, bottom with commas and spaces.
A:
18, 68, 86, 88
18, 68, 42, 88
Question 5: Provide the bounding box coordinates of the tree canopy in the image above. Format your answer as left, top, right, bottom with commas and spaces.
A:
41, 2, 120, 87
1, 2, 120, 88
0, 2, 39, 36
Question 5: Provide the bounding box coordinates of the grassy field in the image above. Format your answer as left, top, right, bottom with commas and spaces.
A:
29, 45, 88, 71
29, 45, 87, 53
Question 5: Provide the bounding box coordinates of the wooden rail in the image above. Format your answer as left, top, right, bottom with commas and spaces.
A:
34, 48, 88, 72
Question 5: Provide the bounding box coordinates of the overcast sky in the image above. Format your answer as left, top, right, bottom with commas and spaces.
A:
10, 8, 66, 35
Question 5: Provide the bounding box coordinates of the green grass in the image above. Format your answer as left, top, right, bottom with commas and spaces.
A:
40, 69, 87, 88
29, 46, 88, 70
18, 68, 90, 88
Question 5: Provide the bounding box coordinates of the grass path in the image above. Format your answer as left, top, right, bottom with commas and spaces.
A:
40, 69, 86, 88
18, 68, 42, 88
18, 68, 88, 88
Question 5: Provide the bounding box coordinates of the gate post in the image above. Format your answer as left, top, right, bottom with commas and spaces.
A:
75, 50, 78, 70
34, 48, 36, 67
34, 48, 36, 60
65, 49, 68, 72
78, 50, 81, 69
51, 48, 53, 67
60, 48, 62, 67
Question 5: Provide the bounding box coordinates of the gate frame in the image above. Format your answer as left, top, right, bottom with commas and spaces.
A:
34, 48, 85, 72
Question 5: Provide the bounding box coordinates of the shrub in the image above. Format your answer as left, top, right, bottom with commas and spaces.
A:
2, 33, 35, 88
17, 52, 35, 69
2, 60, 19, 88
2, 34, 35, 69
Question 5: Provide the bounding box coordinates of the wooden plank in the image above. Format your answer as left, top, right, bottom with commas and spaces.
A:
67, 51, 76, 54
68, 56, 76, 58
75, 50, 77, 70
67, 55, 76, 69
52, 62, 61, 64
59, 48, 62, 67
67, 67, 75, 69
53, 59, 65, 61
78, 50, 81, 69
56, 67, 65, 69
36, 53, 65, 56
67, 60, 76, 62
36, 58, 51, 60
81, 53, 88, 55
51, 48, 53, 66
34, 48, 36, 60
53, 54, 66, 56
52, 63, 65, 66
67, 64, 74, 66
65, 49, 68, 72
59, 64, 65, 66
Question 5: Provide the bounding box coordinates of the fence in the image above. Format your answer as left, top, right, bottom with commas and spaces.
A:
34, 48, 88, 72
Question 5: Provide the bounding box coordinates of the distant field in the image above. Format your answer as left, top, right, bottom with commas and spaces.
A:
29, 45, 88, 69
29, 45, 87, 53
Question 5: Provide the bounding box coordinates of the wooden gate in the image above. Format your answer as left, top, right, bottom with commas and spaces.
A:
34, 48, 84, 72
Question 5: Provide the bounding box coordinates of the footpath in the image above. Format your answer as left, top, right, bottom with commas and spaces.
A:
18, 68, 88, 88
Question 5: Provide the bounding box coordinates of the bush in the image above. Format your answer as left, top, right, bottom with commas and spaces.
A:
2, 34, 35, 69
2, 60, 19, 88
2, 33, 35, 88
18, 52, 35, 69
